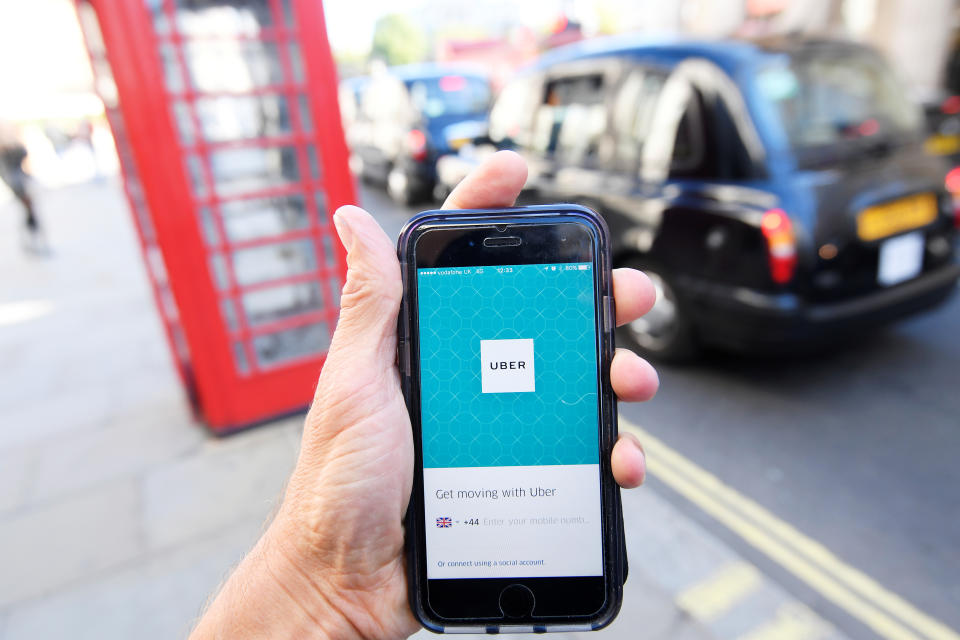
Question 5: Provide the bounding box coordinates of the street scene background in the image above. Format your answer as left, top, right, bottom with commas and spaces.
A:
1, 0, 959, 639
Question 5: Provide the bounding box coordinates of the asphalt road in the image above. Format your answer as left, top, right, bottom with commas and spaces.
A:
358, 183, 960, 639
625, 292, 960, 637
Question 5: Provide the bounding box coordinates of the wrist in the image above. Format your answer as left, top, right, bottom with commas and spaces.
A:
263, 515, 364, 639
190, 518, 357, 640
268, 500, 419, 640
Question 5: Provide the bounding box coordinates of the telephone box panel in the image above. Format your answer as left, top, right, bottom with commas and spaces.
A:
76, 0, 354, 431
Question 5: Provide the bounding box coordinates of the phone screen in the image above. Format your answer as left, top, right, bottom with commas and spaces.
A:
416, 259, 603, 581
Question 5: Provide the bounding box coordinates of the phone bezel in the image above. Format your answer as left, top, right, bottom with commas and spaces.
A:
397, 206, 623, 632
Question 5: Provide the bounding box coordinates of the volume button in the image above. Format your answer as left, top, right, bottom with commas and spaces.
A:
400, 338, 411, 376
602, 295, 614, 331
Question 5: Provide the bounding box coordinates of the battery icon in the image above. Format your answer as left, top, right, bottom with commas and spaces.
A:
578, 265, 589, 271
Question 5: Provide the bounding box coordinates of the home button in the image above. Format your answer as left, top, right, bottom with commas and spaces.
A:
499, 584, 535, 618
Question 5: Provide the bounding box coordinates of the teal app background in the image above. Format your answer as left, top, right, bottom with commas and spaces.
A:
417, 263, 599, 468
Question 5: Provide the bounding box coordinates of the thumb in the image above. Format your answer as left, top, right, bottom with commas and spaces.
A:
327, 205, 402, 371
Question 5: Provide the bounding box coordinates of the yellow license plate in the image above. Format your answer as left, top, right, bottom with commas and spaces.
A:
925, 133, 960, 155
857, 193, 938, 241
449, 137, 470, 150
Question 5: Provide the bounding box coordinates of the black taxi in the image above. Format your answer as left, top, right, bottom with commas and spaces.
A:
487, 36, 960, 359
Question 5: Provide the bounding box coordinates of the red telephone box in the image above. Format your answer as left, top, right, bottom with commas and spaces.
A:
75, 0, 354, 432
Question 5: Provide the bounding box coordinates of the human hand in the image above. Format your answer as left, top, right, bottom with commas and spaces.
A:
190, 151, 659, 640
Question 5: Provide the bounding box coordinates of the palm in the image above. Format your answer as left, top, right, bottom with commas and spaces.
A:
276, 151, 657, 640
191, 152, 655, 640
283, 232, 418, 636
293, 379, 416, 638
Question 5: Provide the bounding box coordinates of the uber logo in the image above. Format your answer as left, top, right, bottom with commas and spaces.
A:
480, 339, 535, 393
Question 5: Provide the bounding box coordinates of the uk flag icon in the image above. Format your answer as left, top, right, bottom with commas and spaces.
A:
436, 517, 452, 528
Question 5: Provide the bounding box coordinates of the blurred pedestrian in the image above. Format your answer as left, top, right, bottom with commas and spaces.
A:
0, 121, 46, 253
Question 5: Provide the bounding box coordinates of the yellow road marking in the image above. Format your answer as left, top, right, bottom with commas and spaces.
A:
737, 603, 834, 640
644, 427, 955, 639
621, 419, 960, 640
649, 455, 918, 640
677, 562, 763, 621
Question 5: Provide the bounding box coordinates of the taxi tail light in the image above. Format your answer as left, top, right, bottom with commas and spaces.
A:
439, 75, 466, 92
946, 167, 960, 228
761, 208, 797, 284
942, 95, 960, 114
407, 129, 428, 162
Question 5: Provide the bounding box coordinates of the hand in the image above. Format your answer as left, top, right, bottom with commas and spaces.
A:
190, 151, 659, 640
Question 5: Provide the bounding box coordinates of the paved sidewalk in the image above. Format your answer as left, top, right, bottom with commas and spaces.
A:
0, 181, 841, 639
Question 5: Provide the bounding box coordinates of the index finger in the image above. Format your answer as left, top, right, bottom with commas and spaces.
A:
613, 268, 656, 326
442, 150, 528, 210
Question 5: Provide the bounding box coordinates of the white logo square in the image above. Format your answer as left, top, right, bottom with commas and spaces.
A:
481, 339, 535, 393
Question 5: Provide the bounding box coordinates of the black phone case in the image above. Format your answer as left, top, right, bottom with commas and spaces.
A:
397, 204, 627, 634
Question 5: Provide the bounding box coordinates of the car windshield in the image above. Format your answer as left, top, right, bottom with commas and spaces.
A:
406, 75, 490, 118
756, 49, 922, 160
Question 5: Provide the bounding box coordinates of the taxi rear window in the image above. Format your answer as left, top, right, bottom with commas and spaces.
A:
756, 50, 921, 154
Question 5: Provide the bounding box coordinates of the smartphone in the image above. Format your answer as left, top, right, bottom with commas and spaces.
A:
397, 204, 625, 633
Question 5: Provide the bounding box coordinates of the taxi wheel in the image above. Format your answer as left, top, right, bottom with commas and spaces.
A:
348, 153, 364, 178
387, 166, 417, 205
617, 259, 698, 363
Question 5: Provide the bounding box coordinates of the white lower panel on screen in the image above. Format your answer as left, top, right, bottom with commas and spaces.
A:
423, 464, 603, 579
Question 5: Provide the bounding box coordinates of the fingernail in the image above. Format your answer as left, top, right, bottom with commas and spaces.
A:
333, 207, 354, 251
